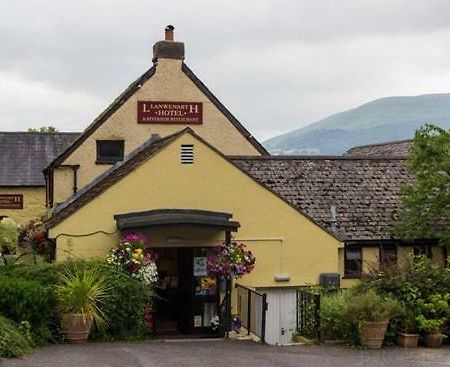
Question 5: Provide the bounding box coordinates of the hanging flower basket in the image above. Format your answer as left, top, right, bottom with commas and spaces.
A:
207, 242, 255, 280
107, 232, 158, 286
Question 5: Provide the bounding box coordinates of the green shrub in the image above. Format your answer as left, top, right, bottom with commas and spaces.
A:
361, 254, 450, 304
345, 289, 402, 325
0, 260, 156, 342
416, 293, 450, 332
0, 276, 57, 344
91, 267, 155, 340
320, 291, 358, 342
0, 262, 61, 284
0, 218, 19, 254
0, 316, 33, 358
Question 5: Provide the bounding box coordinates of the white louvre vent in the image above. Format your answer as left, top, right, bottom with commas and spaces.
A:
180, 144, 194, 164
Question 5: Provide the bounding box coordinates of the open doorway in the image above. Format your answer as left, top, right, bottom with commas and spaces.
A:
153, 247, 221, 336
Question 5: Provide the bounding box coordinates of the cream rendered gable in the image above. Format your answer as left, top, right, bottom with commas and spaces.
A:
49, 131, 341, 287
53, 58, 262, 203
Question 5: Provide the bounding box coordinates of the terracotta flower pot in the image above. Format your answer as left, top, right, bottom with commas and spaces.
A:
424, 331, 443, 348
359, 320, 389, 349
396, 332, 419, 348
62, 313, 93, 343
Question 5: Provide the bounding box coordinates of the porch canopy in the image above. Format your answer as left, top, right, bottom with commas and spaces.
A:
114, 209, 240, 231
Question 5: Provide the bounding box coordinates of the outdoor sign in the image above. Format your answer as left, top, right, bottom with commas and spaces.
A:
137, 101, 203, 124
0, 194, 23, 209
193, 257, 208, 277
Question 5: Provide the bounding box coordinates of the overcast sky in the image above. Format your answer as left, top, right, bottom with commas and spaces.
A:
1, 0, 450, 140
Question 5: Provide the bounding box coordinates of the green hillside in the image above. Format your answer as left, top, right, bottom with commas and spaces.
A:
264, 93, 450, 155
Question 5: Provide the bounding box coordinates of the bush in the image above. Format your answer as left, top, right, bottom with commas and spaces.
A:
0, 262, 61, 284
361, 254, 450, 304
0, 260, 156, 341
320, 291, 357, 342
345, 289, 402, 325
91, 268, 155, 340
0, 316, 33, 358
0, 276, 57, 344
0, 218, 19, 254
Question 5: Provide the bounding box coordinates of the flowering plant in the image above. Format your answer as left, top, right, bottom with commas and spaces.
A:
107, 232, 158, 286
207, 242, 255, 280
18, 218, 53, 261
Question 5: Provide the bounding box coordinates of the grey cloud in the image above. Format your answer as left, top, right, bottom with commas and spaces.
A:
1, 0, 450, 139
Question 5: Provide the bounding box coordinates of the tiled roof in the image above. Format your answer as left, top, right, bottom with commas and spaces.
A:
231, 156, 412, 241
0, 132, 79, 186
345, 139, 413, 157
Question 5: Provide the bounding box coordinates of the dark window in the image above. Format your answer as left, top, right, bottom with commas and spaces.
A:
379, 244, 397, 267
413, 244, 432, 259
96, 140, 124, 164
344, 245, 362, 278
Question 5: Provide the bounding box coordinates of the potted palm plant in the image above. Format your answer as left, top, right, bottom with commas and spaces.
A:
56, 265, 110, 343
346, 289, 401, 349
396, 308, 419, 348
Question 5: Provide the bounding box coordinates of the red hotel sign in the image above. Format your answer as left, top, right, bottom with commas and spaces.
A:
137, 101, 203, 124
0, 194, 23, 209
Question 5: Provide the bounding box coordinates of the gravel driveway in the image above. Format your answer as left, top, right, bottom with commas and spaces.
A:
1, 340, 450, 367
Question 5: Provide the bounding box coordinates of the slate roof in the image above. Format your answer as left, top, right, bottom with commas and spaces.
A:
45, 128, 413, 242
231, 156, 412, 241
0, 132, 79, 186
345, 139, 413, 157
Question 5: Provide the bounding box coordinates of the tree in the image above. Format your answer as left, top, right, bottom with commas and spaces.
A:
28, 126, 58, 133
394, 124, 450, 246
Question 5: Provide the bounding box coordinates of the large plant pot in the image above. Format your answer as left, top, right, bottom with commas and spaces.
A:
424, 332, 443, 348
359, 320, 389, 349
396, 332, 419, 348
62, 313, 93, 343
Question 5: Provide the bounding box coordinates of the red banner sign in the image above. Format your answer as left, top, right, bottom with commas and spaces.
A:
0, 194, 23, 209
137, 101, 203, 124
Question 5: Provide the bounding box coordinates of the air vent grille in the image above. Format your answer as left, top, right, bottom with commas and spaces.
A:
180, 144, 194, 164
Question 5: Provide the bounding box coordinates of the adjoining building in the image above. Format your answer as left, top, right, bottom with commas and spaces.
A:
0, 132, 78, 224
0, 27, 445, 344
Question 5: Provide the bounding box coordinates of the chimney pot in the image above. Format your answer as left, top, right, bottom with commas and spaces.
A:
165, 25, 174, 41
153, 25, 184, 63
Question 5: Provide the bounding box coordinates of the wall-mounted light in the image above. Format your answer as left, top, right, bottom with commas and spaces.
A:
274, 273, 291, 282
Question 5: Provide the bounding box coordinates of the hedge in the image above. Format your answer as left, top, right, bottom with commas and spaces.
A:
0, 260, 155, 342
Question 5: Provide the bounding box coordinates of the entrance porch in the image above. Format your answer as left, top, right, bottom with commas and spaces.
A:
114, 209, 240, 337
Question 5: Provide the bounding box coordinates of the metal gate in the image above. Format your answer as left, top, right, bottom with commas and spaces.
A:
236, 284, 267, 343
296, 288, 321, 340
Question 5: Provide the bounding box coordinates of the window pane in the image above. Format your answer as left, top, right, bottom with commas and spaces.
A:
345, 246, 361, 277
97, 140, 124, 163
380, 244, 397, 266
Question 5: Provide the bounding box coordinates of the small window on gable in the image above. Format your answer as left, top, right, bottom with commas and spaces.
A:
180, 144, 194, 164
344, 245, 362, 278
96, 140, 124, 164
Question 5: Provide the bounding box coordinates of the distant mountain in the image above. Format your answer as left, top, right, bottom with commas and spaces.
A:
264, 93, 450, 155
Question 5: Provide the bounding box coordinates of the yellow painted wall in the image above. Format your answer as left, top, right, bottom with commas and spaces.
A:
0, 187, 46, 225
53, 58, 261, 204
49, 131, 341, 287
362, 247, 379, 273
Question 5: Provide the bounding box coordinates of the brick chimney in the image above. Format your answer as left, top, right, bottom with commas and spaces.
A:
153, 25, 185, 63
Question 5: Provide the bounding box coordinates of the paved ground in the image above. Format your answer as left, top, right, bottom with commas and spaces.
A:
1, 340, 450, 367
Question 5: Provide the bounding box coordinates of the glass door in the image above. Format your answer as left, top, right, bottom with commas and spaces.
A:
192, 248, 219, 334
